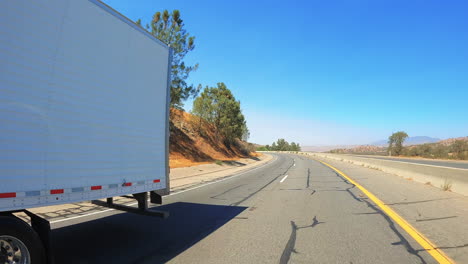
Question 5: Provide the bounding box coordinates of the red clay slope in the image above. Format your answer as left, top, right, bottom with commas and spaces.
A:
169, 108, 257, 168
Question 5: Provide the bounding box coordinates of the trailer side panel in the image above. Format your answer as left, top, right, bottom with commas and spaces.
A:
0, 0, 170, 211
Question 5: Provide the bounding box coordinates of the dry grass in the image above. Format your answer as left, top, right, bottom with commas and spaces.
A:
441, 178, 452, 191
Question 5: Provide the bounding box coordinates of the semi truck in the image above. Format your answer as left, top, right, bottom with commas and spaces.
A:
0, 0, 172, 263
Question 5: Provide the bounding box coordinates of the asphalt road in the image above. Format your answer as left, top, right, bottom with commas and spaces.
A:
353, 155, 468, 169
51, 153, 435, 263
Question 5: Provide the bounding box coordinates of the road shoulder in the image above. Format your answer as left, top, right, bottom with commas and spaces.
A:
170, 154, 273, 191
307, 154, 468, 263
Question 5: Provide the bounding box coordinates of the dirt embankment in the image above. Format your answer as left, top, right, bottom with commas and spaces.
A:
169, 108, 257, 168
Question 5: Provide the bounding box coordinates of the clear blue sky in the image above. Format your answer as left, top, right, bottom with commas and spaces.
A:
104, 0, 468, 146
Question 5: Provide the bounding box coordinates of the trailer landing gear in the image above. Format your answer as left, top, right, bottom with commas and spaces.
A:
92, 191, 169, 218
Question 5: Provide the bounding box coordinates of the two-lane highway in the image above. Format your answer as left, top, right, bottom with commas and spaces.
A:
51, 153, 438, 263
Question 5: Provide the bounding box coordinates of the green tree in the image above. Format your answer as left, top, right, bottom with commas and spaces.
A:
388, 131, 408, 156
192, 83, 248, 143
141, 10, 199, 108
275, 139, 290, 151
266, 139, 301, 151
257, 146, 269, 151
290, 142, 301, 151
191, 85, 212, 133
271, 142, 277, 151
290, 142, 297, 151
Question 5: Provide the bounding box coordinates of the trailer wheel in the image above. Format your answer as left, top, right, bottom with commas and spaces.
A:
0, 216, 45, 264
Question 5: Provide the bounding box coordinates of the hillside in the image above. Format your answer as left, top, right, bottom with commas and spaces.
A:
438, 136, 468, 146
371, 136, 440, 146
328, 136, 468, 160
328, 145, 387, 155
169, 109, 256, 168
303, 136, 441, 152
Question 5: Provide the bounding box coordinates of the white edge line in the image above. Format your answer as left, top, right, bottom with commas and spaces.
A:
51, 154, 278, 224
280, 175, 288, 183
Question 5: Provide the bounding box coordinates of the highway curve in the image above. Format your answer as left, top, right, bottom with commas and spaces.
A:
51, 153, 442, 263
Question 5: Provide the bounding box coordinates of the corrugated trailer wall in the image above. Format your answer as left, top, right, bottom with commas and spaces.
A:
0, 0, 170, 211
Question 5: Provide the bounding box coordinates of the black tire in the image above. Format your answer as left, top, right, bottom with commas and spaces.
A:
0, 215, 45, 264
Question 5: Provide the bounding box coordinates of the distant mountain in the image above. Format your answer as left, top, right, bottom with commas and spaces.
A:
371, 136, 441, 146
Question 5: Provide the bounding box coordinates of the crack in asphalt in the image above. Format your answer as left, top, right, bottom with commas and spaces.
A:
386, 198, 452, 206
415, 216, 458, 222
416, 243, 468, 251
279, 221, 298, 264
319, 163, 428, 264
279, 216, 324, 264
230, 159, 295, 206
210, 184, 245, 200
362, 198, 428, 264
306, 168, 310, 188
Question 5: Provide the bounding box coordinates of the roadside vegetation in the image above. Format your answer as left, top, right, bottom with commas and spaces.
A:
257, 139, 301, 151
136, 11, 255, 166
400, 139, 467, 160
137, 10, 200, 109
387, 131, 408, 156
388, 132, 467, 160
192, 82, 249, 144
329, 132, 468, 160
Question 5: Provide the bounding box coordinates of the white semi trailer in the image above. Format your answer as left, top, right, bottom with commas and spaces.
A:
0, 1, 171, 263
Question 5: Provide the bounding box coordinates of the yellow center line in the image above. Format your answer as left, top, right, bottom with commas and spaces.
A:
318, 160, 455, 264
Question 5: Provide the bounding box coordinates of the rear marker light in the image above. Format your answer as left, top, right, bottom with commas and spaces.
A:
0, 192, 16, 198
50, 189, 64, 194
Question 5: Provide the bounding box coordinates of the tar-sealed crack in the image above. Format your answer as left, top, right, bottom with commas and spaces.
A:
323, 165, 428, 264
361, 198, 427, 264
279, 216, 324, 264
210, 184, 245, 200
230, 159, 295, 206
306, 168, 311, 188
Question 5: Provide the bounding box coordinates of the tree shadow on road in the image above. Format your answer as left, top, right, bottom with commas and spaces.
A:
52, 202, 247, 264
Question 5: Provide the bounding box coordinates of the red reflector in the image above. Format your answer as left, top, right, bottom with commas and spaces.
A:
123, 182, 132, 187
50, 189, 64, 194
0, 192, 16, 198
153, 179, 160, 183
91, 186, 102, 190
